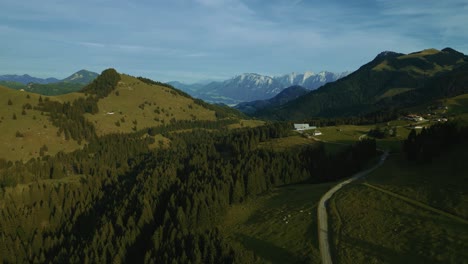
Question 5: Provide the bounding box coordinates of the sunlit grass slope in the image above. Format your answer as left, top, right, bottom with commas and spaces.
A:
85, 74, 217, 135
0, 86, 81, 161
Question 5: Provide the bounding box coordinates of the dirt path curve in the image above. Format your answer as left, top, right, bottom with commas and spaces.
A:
317, 151, 389, 264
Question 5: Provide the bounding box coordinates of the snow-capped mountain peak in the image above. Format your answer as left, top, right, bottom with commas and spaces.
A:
171, 70, 350, 105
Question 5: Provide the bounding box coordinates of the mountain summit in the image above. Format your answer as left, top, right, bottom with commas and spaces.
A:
62, 70, 99, 84
0, 74, 59, 84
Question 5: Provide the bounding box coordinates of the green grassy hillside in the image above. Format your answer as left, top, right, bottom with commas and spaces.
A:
0, 86, 82, 161
0, 69, 244, 161
85, 74, 217, 135
220, 183, 335, 264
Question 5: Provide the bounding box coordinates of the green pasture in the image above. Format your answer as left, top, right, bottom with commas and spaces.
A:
328, 144, 468, 263
220, 183, 335, 264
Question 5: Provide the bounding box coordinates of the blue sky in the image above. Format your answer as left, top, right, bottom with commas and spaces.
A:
1, 0, 467, 83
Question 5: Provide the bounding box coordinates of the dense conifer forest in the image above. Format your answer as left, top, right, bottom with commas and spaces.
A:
403, 121, 468, 162
0, 112, 376, 263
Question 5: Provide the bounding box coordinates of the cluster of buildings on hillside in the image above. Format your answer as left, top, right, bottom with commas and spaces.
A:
403, 114, 448, 123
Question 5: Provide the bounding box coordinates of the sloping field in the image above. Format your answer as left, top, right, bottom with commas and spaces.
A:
0, 86, 81, 161
85, 74, 217, 135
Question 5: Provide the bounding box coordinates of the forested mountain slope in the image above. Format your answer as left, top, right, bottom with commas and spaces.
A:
256, 48, 468, 120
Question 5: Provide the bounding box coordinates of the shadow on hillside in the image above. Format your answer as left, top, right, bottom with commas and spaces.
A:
234, 233, 300, 264
342, 235, 433, 264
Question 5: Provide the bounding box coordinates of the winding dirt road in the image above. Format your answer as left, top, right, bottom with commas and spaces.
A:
317, 151, 389, 264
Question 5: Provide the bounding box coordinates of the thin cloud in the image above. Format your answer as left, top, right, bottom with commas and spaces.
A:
77, 42, 106, 48
0, 0, 466, 82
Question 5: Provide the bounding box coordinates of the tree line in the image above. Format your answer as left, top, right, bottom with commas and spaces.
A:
403, 120, 468, 162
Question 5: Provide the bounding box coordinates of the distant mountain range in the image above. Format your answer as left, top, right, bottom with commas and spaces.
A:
0, 70, 99, 95
0, 69, 98, 85
169, 71, 349, 105
0, 74, 60, 84
253, 48, 468, 120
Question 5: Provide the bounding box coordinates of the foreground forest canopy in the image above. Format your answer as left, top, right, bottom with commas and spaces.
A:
0, 119, 377, 263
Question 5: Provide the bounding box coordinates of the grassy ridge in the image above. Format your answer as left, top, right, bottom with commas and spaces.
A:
85, 74, 217, 135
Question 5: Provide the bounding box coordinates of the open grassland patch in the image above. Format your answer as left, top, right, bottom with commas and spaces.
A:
0, 86, 81, 161
362, 183, 468, 225
316, 124, 410, 153
363, 146, 468, 219
328, 145, 468, 263
227, 119, 265, 129
317, 125, 372, 144
220, 183, 335, 264
329, 184, 467, 264
85, 74, 217, 135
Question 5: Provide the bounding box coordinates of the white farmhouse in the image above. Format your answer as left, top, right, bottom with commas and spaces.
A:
294, 124, 316, 131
